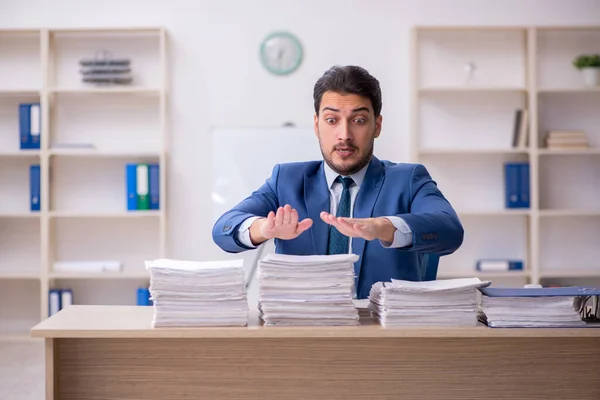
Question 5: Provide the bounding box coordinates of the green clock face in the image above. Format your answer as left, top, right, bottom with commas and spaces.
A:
260, 31, 303, 75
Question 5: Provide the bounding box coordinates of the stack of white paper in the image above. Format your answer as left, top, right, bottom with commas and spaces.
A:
369, 278, 490, 327
258, 253, 360, 326
353, 299, 372, 320
145, 258, 248, 328
478, 296, 587, 328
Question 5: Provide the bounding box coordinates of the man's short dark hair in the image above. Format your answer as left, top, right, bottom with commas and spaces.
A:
313, 65, 382, 117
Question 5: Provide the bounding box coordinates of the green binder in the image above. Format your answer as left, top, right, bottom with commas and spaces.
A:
136, 163, 150, 210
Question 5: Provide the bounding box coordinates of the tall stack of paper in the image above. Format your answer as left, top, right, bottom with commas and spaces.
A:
477, 286, 600, 328
145, 258, 248, 328
369, 278, 490, 327
258, 253, 360, 326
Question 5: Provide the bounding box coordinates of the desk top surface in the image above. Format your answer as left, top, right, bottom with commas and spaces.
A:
30, 305, 600, 339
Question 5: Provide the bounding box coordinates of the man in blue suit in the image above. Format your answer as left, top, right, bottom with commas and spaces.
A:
213, 65, 464, 299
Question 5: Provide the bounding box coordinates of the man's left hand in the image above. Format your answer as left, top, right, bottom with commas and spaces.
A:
320, 212, 396, 243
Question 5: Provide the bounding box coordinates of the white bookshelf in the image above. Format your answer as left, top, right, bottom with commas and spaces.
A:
411, 25, 600, 287
0, 27, 168, 335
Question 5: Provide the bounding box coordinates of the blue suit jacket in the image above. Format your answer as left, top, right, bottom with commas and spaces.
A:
212, 156, 464, 299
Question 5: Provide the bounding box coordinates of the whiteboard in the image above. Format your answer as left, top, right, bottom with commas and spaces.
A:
210, 126, 323, 223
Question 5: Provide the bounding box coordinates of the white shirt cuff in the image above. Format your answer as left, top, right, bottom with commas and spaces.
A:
380, 216, 413, 248
236, 216, 261, 248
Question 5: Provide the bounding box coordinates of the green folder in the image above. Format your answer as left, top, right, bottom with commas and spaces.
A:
136, 163, 150, 210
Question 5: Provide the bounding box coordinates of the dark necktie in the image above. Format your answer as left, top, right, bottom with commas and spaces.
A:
327, 176, 354, 255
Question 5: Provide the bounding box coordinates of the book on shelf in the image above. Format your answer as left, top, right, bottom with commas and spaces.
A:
53, 260, 122, 273
49, 288, 73, 317
511, 108, 528, 149
30, 164, 40, 211
504, 162, 529, 208
137, 287, 153, 306
544, 130, 590, 150
476, 259, 523, 272
126, 163, 160, 211
19, 103, 41, 150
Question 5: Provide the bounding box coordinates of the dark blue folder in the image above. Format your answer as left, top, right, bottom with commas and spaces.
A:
479, 286, 600, 297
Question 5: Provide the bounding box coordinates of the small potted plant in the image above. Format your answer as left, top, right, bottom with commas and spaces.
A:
573, 54, 600, 87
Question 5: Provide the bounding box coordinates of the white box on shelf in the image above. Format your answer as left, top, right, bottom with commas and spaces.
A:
52, 260, 122, 273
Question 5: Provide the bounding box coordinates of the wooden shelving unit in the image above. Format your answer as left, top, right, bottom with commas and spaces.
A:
0, 27, 168, 335
411, 25, 600, 286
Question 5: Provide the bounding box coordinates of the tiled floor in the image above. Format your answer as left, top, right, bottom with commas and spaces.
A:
0, 337, 44, 400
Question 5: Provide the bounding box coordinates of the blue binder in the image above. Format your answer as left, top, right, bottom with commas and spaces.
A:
504, 162, 529, 209
48, 289, 61, 316
504, 163, 520, 208
30, 164, 40, 211
148, 163, 160, 210
475, 259, 523, 271
137, 287, 152, 306
518, 163, 530, 208
479, 286, 600, 297
19, 103, 41, 150
126, 163, 137, 210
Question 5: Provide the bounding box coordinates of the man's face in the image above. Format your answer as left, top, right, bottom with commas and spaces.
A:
314, 91, 382, 176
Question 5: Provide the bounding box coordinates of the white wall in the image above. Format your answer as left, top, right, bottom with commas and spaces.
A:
1, 0, 599, 264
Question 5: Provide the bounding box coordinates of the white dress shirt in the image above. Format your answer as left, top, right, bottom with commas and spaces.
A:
236, 161, 413, 250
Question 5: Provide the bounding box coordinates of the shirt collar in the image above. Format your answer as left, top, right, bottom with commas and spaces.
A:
323, 159, 369, 190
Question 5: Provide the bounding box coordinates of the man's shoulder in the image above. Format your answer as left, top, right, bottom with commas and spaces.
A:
276, 160, 323, 175
378, 159, 423, 175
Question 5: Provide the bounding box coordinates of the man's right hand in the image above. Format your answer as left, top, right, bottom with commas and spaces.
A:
249, 204, 313, 246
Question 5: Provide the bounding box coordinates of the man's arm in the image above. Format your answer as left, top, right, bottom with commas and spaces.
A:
320, 164, 463, 256
212, 165, 281, 253
393, 163, 464, 256
212, 165, 313, 253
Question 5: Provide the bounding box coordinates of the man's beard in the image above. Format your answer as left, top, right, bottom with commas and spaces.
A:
318, 132, 374, 176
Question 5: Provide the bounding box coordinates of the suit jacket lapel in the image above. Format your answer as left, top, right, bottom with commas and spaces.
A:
304, 163, 330, 255
352, 156, 385, 280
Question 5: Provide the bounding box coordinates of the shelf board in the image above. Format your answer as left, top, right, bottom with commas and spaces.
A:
49, 272, 149, 280
48, 87, 161, 95
50, 27, 163, 34
0, 89, 41, 97
539, 209, 600, 217
49, 148, 161, 158
419, 148, 528, 155
49, 210, 162, 218
538, 87, 600, 93
0, 272, 40, 280
540, 270, 600, 278
457, 210, 530, 217
537, 148, 600, 155
0, 212, 41, 218
419, 86, 527, 93
0, 150, 41, 157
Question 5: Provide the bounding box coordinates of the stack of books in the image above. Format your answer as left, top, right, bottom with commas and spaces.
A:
369, 278, 490, 327
478, 286, 600, 328
145, 258, 248, 327
258, 253, 360, 326
79, 51, 133, 85
544, 130, 589, 150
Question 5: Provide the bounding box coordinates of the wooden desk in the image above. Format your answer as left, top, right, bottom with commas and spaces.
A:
31, 305, 600, 400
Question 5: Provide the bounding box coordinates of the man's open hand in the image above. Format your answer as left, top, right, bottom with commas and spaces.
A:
250, 204, 313, 245
320, 212, 396, 243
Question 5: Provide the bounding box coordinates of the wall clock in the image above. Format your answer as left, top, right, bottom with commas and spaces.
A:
260, 31, 303, 76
